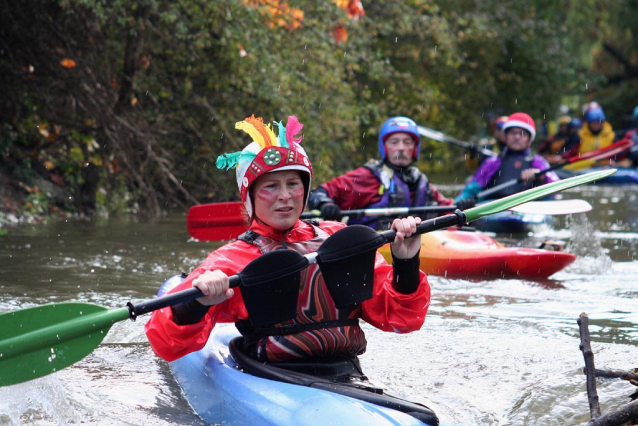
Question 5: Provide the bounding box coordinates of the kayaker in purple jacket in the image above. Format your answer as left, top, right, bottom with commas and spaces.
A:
455, 112, 560, 201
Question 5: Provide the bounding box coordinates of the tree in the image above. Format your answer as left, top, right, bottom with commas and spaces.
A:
0, 0, 626, 217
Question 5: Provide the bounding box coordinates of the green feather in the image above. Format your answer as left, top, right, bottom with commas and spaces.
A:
215, 151, 242, 170
274, 120, 289, 148
239, 151, 257, 163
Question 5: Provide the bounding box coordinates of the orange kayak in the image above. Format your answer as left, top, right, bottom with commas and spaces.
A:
379, 229, 576, 279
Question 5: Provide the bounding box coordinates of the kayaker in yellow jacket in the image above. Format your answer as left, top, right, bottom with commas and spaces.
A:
563, 106, 616, 171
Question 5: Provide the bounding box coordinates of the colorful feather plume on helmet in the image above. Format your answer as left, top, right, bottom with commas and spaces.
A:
216, 114, 313, 217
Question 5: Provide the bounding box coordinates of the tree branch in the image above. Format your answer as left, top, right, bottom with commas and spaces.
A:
594, 369, 638, 383
602, 42, 637, 74
115, 3, 151, 113
602, 42, 638, 85
578, 312, 601, 419
587, 400, 638, 426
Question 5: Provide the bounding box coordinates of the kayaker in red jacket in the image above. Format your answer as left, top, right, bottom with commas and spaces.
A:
307, 116, 467, 230
145, 115, 430, 363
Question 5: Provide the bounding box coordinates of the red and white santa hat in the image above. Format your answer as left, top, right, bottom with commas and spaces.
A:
502, 112, 536, 142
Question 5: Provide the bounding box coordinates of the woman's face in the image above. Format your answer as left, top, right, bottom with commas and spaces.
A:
252, 170, 305, 231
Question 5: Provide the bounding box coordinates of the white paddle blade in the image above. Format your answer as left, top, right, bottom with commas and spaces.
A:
508, 199, 592, 215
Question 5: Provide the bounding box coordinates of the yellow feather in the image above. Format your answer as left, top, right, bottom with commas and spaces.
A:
235, 120, 266, 148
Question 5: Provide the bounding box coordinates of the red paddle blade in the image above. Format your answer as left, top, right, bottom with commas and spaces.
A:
187, 202, 248, 241
568, 139, 633, 164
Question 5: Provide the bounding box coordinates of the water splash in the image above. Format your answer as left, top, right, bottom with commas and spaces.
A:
565, 214, 612, 274
0, 375, 81, 425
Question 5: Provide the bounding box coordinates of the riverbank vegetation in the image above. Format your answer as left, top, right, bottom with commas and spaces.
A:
1, 0, 637, 221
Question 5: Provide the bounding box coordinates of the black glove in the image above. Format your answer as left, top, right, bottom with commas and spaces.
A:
320, 203, 342, 221
455, 197, 477, 210
467, 145, 478, 159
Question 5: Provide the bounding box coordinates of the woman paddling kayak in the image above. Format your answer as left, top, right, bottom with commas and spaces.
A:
145, 114, 430, 365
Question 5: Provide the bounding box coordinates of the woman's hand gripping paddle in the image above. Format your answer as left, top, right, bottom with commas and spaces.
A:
0, 169, 616, 387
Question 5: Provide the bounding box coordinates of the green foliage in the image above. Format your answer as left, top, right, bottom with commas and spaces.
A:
1, 0, 636, 218
21, 192, 50, 217
561, 0, 638, 127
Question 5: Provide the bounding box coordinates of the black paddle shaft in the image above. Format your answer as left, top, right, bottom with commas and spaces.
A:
478, 141, 635, 200
477, 166, 558, 200
127, 276, 241, 320
379, 209, 467, 243
128, 210, 467, 321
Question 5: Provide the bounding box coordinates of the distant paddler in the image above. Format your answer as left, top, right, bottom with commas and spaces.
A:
308, 116, 475, 230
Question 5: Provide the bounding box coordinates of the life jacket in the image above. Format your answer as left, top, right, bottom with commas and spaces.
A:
348, 160, 429, 230
578, 122, 615, 153
236, 221, 366, 362
484, 151, 535, 198
545, 134, 570, 155
628, 131, 638, 165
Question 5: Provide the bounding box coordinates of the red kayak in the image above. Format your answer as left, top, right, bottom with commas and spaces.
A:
379, 228, 575, 279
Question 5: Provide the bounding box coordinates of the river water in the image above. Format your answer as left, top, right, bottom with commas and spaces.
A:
1, 182, 637, 425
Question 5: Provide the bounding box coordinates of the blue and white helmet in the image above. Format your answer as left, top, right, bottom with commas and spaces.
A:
633, 105, 638, 123
378, 116, 421, 161
568, 118, 582, 130
584, 107, 606, 123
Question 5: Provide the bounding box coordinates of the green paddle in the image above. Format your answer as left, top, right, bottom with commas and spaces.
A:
0, 168, 616, 387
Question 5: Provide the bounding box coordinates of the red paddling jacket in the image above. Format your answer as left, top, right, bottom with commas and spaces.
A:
145, 219, 430, 362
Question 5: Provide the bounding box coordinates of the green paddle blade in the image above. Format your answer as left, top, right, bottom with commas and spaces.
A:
0, 303, 130, 387
464, 169, 617, 223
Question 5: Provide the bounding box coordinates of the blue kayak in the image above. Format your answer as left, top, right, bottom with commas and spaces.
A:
158, 277, 441, 426
472, 208, 552, 234
556, 167, 638, 184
